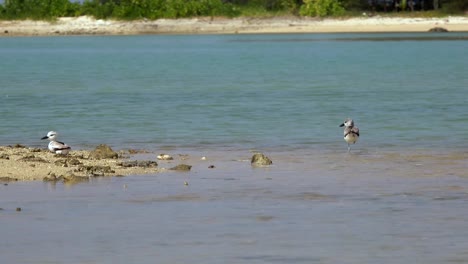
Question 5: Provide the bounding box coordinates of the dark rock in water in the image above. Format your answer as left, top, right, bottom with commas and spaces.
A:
251, 153, 273, 166
89, 144, 118, 159
75, 165, 114, 176
170, 164, 192, 171
118, 160, 158, 168
19, 155, 48, 163
429, 27, 448, 32
16, 207, 22, 212
13, 144, 26, 148
208, 165, 215, 169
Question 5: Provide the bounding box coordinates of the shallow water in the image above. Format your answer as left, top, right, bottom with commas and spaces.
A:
1, 150, 468, 263
1, 32, 468, 151
1, 32, 468, 263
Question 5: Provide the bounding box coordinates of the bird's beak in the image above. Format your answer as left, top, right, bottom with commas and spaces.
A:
41, 136, 48, 140
339, 123, 344, 127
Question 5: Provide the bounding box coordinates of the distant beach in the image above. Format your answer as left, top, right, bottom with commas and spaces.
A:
1, 15, 468, 36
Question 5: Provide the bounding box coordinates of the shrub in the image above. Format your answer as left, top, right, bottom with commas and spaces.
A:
299, 0, 345, 17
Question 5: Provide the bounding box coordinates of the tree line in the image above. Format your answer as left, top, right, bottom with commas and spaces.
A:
0, 0, 465, 20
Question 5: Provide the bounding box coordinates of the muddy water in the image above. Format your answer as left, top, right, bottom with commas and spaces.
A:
1, 149, 468, 263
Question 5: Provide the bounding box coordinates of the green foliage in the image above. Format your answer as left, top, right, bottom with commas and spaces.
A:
1, 0, 81, 19
0, 0, 466, 20
440, 0, 467, 14
299, 0, 345, 17
78, 0, 239, 19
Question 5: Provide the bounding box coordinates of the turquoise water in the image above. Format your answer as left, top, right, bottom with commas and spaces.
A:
1, 33, 467, 151
1, 33, 468, 264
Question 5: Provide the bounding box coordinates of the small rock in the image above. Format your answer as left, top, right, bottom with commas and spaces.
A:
16, 207, 22, 212
118, 160, 158, 168
251, 153, 273, 166
208, 165, 215, 169
157, 154, 173, 160
170, 164, 192, 171
0, 154, 9, 160
89, 144, 118, 159
184, 181, 189, 186
68, 158, 82, 166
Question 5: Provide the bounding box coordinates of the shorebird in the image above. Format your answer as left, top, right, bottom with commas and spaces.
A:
339, 118, 360, 153
41, 131, 71, 155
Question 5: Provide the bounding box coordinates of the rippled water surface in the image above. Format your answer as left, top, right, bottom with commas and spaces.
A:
1, 150, 468, 263
1, 32, 468, 263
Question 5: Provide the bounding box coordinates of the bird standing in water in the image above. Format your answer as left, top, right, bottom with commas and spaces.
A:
339, 118, 359, 153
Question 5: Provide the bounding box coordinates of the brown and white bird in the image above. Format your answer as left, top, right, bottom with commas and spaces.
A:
41, 131, 71, 155
339, 118, 360, 153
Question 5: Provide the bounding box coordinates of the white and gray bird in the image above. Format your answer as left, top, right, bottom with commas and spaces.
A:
339, 118, 360, 153
41, 131, 71, 155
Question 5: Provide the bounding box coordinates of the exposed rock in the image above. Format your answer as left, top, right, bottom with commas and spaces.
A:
118, 160, 158, 168
63, 172, 90, 183
75, 165, 114, 176
54, 158, 82, 167
0, 176, 18, 182
251, 153, 273, 166
208, 165, 215, 169
170, 164, 192, 171
0, 154, 9, 160
19, 155, 48, 163
30, 148, 42, 152
54, 159, 68, 167
89, 144, 118, 159
43, 172, 63, 182
429, 27, 448, 32
68, 158, 83, 166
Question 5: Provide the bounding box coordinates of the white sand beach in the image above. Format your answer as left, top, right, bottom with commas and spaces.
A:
1, 15, 468, 36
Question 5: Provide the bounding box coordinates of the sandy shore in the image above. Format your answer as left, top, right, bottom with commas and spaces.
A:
0, 145, 162, 182
1, 15, 468, 36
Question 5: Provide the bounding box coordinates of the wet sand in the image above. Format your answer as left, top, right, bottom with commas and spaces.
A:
1, 16, 468, 36
0, 145, 160, 181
